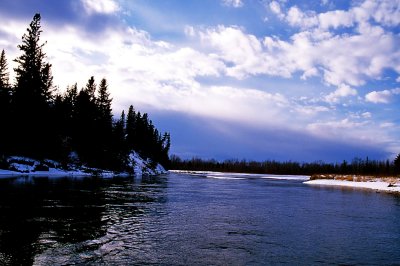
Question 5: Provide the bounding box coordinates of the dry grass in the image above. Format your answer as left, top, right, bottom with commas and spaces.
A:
310, 174, 400, 184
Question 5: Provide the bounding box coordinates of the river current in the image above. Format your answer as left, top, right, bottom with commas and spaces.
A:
0, 172, 399, 265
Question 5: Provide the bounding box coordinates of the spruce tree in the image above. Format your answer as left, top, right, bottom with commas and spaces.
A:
0, 50, 9, 89
12, 13, 55, 157
126, 105, 137, 151
96, 78, 113, 168
0, 49, 11, 155
111, 110, 127, 170
394, 154, 400, 175
97, 78, 112, 123
74, 77, 99, 166
14, 13, 53, 104
84, 76, 96, 101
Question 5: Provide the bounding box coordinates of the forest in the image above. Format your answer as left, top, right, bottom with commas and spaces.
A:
0, 14, 170, 171
170, 155, 400, 176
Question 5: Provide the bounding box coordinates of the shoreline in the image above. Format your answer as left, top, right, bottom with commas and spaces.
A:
0, 154, 167, 178
304, 175, 400, 194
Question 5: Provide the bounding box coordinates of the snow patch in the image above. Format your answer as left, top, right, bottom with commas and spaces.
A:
304, 179, 400, 193
128, 151, 167, 177
0, 153, 167, 178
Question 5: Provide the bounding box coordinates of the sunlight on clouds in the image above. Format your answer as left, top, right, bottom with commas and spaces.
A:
264, 0, 400, 89
307, 118, 382, 145
365, 88, 400, 104
1, 0, 399, 159
269, 1, 285, 19
324, 84, 357, 104
81, 0, 119, 15
286, 6, 318, 29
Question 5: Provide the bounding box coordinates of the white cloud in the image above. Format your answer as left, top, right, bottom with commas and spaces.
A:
325, 84, 357, 103
269, 1, 284, 19
380, 122, 395, 128
81, 0, 119, 15
362, 112, 372, 119
196, 16, 399, 86
2, 2, 399, 157
200, 26, 267, 79
318, 10, 354, 29
222, 0, 243, 8
15, 22, 297, 128
286, 6, 318, 28
272, 0, 400, 30
365, 88, 400, 103
306, 118, 385, 145
294, 105, 330, 116
368, 0, 400, 26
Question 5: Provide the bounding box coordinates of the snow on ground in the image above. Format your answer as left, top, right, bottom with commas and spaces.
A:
304, 179, 400, 194
128, 151, 167, 177
0, 153, 167, 178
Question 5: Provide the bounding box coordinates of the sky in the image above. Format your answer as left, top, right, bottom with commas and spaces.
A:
0, 0, 399, 162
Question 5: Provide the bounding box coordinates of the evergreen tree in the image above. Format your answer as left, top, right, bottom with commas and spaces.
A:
96, 78, 113, 168
126, 105, 137, 151
0, 49, 11, 155
161, 132, 171, 167
84, 76, 96, 101
97, 78, 112, 123
12, 13, 55, 157
14, 13, 53, 104
0, 14, 172, 172
111, 110, 127, 170
394, 154, 400, 175
0, 50, 9, 89
74, 77, 99, 166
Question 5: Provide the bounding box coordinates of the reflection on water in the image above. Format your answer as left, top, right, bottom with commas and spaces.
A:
0, 173, 399, 265
0, 176, 167, 265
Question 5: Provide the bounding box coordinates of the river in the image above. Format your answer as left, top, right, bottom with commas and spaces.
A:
0, 172, 399, 265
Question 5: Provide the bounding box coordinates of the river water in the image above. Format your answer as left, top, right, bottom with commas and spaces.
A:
0, 172, 399, 265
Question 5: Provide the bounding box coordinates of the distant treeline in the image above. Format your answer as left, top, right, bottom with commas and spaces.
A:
0, 14, 170, 170
170, 156, 400, 176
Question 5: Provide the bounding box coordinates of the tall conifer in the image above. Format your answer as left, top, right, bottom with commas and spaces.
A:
96, 78, 113, 168
0, 49, 11, 155
12, 13, 54, 157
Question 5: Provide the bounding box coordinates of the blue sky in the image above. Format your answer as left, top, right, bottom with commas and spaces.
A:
0, 0, 399, 162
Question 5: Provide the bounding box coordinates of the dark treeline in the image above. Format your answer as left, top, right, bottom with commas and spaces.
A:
170, 155, 400, 176
0, 14, 170, 171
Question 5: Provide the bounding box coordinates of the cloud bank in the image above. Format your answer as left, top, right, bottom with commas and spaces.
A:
0, 0, 399, 160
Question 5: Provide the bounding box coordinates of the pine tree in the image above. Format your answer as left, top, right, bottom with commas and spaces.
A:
84, 76, 96, 101
97, 78, 112, 122
394, 154, 400, 175
161, 132, 171, 168
0, 50, 9, 89
74, 77, 99, 166
96, 78, 113, 168
12, 13, 55, 157
126, 105, 137, 151
14, 13, 53, 105
111, 110, 127, 170
0, 49, 11, 155
0, 14, 172, 171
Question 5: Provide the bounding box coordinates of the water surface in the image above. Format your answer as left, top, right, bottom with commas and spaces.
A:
0, 173, 399, 265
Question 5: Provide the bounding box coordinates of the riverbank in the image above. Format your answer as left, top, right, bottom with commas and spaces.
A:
304, 174, 400, 194
0, 153, 167, 178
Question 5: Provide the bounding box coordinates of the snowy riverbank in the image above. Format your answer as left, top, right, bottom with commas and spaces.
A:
0, 152, 167, 178
304, 175, 400, 194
